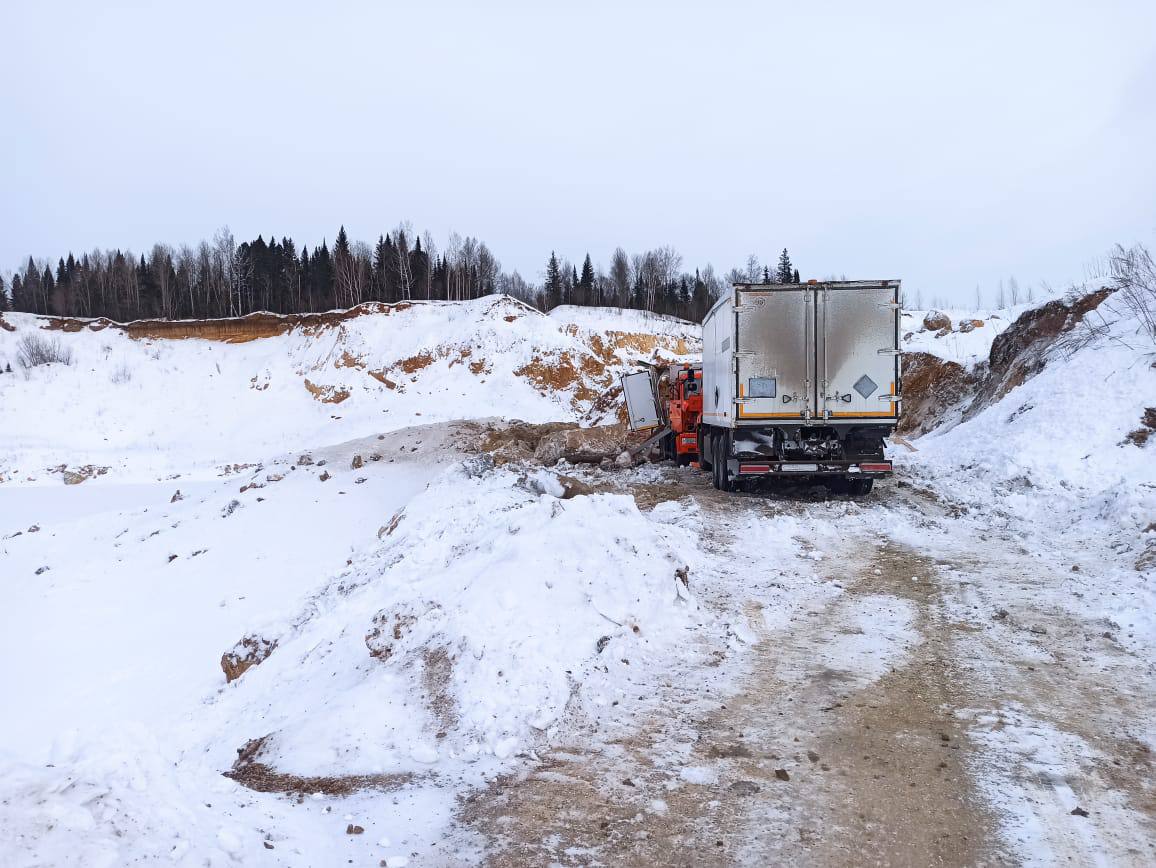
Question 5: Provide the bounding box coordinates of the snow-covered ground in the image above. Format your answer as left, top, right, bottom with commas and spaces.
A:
1, 293, 1153, 866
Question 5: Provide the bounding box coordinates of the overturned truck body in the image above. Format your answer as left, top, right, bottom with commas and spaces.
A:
696, 280, 902, 493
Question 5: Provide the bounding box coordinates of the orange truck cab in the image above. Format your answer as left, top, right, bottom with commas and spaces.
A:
664, 364, 703, 465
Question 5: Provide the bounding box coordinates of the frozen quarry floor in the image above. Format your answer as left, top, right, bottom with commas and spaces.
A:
1, 421, 1152, 867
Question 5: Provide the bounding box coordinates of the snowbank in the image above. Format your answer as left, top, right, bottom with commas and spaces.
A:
212, 460, 702, 778
0, 296, 698, 481
900, 308, 1013, 367
902, 293, 1155, 647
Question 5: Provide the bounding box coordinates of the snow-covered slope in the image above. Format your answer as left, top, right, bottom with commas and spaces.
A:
901, 288, 1155, 644
0, 299, 704, 866
0, 297, 697, 482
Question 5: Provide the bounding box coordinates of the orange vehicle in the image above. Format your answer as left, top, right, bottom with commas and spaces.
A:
661, 364, 703, 465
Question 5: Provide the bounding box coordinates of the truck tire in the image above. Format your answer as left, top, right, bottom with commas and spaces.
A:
712, 430, 733, 492
826, 477, 850, 495
698, 428, 712, 472
848, 477, 874, 496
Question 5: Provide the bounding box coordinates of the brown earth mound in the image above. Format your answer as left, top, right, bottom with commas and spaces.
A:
515, 352, 602, 405
897, 353, 978, 436
221, 635, 278, 683
897, 289, 1115, 436
534, 423, 631, 466
964, 287, 1114, 420
923, 310, 952, 332
478, 421, 579, 465
477, 420, 639, 467
35, 301, 413, 343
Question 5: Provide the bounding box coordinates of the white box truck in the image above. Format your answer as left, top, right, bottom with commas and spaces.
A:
698, 280, 901, 494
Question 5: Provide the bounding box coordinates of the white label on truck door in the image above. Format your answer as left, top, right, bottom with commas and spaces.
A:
621, 370, 662, 431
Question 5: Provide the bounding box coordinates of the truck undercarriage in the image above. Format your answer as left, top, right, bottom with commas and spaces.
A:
697, 423, 892, 494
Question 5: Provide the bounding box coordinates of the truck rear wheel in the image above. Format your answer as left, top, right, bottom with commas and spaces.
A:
848, 477, 874, 496
711, 431, 733, 492
698, 429, 712, 471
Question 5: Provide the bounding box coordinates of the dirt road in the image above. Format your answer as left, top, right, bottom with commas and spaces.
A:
462, 469, 1156, 866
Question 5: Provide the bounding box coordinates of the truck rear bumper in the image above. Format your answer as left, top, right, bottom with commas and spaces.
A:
733, 460, 892, 477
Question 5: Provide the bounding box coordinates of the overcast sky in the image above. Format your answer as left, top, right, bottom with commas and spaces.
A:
2, 0, 1154, 304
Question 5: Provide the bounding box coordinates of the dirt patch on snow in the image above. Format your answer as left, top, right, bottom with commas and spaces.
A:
515, 352, 601, 405
336, 350, 363, 369
397, 351, 435, 374
225, 736, 413, 796
303, 378, 350, 404
54, 464, 110, 485
421, 645, 459, 731
221, 635, 278, 683
1122, 407, 1156, 447
368, 369, 399, 389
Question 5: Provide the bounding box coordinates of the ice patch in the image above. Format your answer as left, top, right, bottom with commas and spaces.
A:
679, 765, 719, 785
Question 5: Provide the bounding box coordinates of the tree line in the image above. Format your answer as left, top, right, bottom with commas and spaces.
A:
0, 224, 800, 324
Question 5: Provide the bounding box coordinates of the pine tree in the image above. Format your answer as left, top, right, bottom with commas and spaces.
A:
42, 266, 56, 315
0, 275, 8, 312
762, 265, 770, 284
369, 235, 384, 299
25, 257, 41, 313
313, 240, 334, 310
411, 234, 429, 300
776, 248, 794, 283
578, 253, 595, 305
792, 268, 800, 284
544, 251, 563, 310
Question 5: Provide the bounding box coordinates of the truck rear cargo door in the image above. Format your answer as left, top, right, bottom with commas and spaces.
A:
735, 290, 812, 421
621, 369, 662, 431
816, 284, 899, 420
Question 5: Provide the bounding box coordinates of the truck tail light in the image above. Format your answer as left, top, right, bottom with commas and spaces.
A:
860, 462, 892, 472
739, 464, 771, 474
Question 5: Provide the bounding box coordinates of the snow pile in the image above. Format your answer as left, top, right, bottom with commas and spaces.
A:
900, 308, 1014, 367
0, 296, 698, 481
902, 291, 1155, 645
212, 460, 703, 778
0, 449, 709, 865
906, 293, 1154, 529
0, 727, 228, 868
